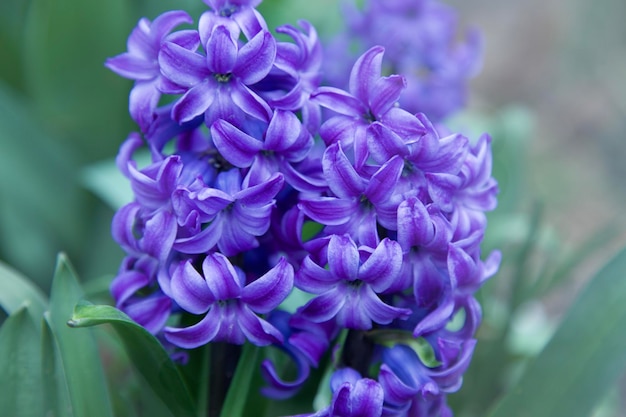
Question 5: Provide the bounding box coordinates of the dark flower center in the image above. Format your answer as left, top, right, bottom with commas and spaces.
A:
363, 109, 376, 123
219, 5, 238, 17
214, 73, 233, 83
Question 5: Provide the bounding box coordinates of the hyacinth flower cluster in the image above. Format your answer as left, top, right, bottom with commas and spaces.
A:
324, 0, 483, 122
106, 0, 500, 416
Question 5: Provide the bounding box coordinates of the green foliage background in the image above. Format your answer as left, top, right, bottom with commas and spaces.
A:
1, 0, 625, 416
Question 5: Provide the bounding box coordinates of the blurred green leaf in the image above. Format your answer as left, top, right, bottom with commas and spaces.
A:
0, 306, 44, 417
220, 343, 261, 417
487, 245, 626, 417
42, 313, 74, 417
23, 0, 134, 160
258, 0, 342, 34
69, 301, 196, 417
49, 254, 114, 417
0, 0, 31, 87
82, 150, 151, 211
0, 83, 85, 286
0, 259, 47, 325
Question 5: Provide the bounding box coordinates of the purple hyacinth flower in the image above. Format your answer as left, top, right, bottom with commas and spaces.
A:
313, 46, 408, 168
173, 169, 284, 256
323, 0, 483, 121
111, 255, 172, 334
299, 142, 403, 247
295, 235, 411, 330
261, 310, 338, 399
428, 133, 499, 239
201, 0, 266, 40
313, 368, 385, 417
211, 109, 317, 189
378, 340, 476, 415
106, 11, 199, 131
164, 253, 294, 348
158, 22, 276, 127
268, 20, 323, 133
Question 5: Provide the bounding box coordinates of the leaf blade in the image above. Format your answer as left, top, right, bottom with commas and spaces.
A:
487, 245, 626, 417
48, 254, 114, 417
0, 260, 48, 325
69, 301, 197, 417
220, 343, 261, 417
0, 306, 44, 417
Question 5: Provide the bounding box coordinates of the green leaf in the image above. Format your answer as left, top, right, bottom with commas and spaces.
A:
0, 306, 44, 417
48, 254, 114, 417
22, 0, 134, 160
487, 245, 626, 417
220, 343, 261, 417
257, 0, 342, 34
0, 259, 48, 325
0, 0, 31, 87
42, 313, 74, 417
81, 151, 151, 211
69, 301, 197, 417
0, 84, 84, 285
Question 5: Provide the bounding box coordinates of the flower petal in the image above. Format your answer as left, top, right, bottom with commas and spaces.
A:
397, 197, 435, 252
319, 115, 359, 146
171, 80, 217, 123
211, 119, 263, 167
165, 306, 221, 348
242, 258, 294, 313
129, 80, 161, 131
150, 10, 194, 43
369, 74, 406, 118
311, 87, 364, 117
105, 52, 156, 80
323, 143, 365, 199
142, 210, 177, 261
298, 197, 358, 226
327, 234, 359, 281
365, 155, 403, 205
159, 41, 209, 87
173, 218, 222, 254
239, 305, 284, 346
359, 285, 411, 325
202, 253, 242, 300
358, 239, 402, 291
349, 46, 384, 104
299, 288, 347, 323
230, 82, 273, 122
331, 378, 384, 417
206, 25, 238, 74
295, 256, 336, 293
366, 122, 408, 163
125, 294, 172, 334
234, 30, 277, 84
265, 110, 302, 152
170, 260, 214, 314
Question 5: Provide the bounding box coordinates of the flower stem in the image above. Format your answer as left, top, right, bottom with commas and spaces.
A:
208, 342, 242, 417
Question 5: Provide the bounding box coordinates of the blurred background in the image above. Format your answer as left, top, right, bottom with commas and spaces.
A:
0, 0, 625, 415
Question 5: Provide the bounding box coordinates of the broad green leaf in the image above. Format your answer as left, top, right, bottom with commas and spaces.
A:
0, 84, 84, 285
0, 260, 47, 325
81, 150, 151, 211
69, 301, 196, 417
22, 0, 134, 160
48, 254, 114, 417
42, 313, 74, 417
0, 306, 44, 417
257, 0, 343, 34
220, 343, 261, 417
487, 245, 626, 417
0, 0, 31, 87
